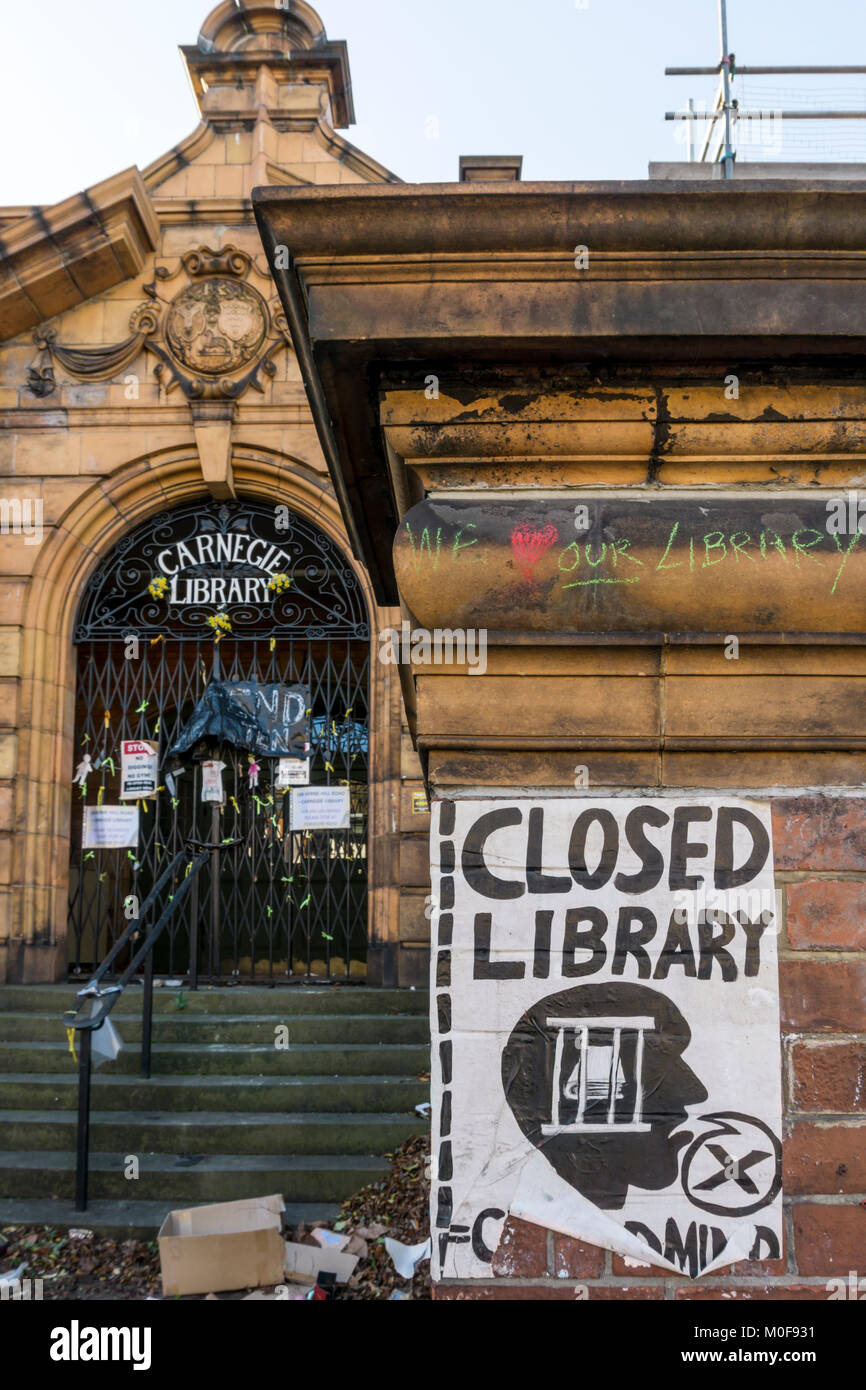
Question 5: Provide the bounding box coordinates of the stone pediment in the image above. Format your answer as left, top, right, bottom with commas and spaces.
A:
0, 168, 158, 344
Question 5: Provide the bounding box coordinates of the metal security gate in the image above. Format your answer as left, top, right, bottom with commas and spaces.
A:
68, 499, 371, 983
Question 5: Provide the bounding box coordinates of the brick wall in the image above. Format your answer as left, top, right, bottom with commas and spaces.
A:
434, 794, 866, 1301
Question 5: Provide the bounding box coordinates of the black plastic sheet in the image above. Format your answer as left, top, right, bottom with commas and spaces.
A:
167, 682, 309, 760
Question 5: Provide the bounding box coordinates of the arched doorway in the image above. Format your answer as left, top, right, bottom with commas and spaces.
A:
67, 497, 371, 983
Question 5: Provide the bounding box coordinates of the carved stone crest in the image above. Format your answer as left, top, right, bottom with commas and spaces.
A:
165, 279, 267, 377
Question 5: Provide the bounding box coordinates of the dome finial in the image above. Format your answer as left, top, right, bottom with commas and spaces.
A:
184, 2, 355, 128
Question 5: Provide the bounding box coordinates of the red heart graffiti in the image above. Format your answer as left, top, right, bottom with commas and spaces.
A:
511, 524, 559, 584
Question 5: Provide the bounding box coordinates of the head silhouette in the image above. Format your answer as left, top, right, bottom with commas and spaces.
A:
502, 983, 708, 1211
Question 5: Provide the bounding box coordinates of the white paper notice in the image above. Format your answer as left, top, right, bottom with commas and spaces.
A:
120, 740, 159, 800
290, 786, 351, 831
276, 757, 311, 790
83, 806, 140, 850
430, 797, 782, 1282
201, 761, 227, 804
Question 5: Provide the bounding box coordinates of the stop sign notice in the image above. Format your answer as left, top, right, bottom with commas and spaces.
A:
120, 740, 159, 800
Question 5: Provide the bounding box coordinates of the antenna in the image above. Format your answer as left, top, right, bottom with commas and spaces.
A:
665, 0, 866, 177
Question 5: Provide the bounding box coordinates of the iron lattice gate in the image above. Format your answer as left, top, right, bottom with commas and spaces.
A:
68, 499, 371, 983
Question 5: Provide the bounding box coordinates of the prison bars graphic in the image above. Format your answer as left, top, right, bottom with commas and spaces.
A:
541, 1016, 655, 1136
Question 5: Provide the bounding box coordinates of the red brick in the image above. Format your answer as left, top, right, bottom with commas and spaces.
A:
785, 1121, 866, 1195
780, 959, 866, 1033
552, 1234, 605, 1279
773, 797, 866, 871
582, 1285, 665, 1300
433, 1284, 582, 1301
612, 1253, 671, 1277
793, 1202, 866, 1275
790, 1040, 866, 1113
675, 1284, 830, 1300
434, 1283, 663, 1300
787, 879, 866, 951
491, 1217, 546, 1279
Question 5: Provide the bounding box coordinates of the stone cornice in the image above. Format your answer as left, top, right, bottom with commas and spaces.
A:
254, 179, 866, 603
0, 168, 159, 344
254, 179, 866, 257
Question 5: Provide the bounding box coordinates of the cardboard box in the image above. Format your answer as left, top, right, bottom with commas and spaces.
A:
158, 1195, 286, 1298
283, 1241, 359, 1285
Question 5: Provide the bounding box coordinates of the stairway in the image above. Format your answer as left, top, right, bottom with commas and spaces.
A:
0, 984, 430, 1238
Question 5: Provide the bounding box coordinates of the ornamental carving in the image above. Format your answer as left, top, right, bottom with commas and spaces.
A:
33, 245, 290, 402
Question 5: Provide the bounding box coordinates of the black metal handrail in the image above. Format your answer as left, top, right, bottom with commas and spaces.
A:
63, 838, 244, 1212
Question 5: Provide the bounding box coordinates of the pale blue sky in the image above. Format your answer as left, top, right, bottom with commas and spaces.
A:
2, 0, 865, 206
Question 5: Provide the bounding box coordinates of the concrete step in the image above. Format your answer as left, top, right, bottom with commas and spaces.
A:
0, 1011, 430, 1045
0, 1073, 428, 1115
0, 1110, 427, 1156
0, 986, 429, 1016
0, 1041, 430, 1077
0, 1152, 389, 1205
0, 985, 430, 1236
0, 1198, 340, 1241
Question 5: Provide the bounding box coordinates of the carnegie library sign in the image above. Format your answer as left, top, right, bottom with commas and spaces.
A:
154, 531, 296, 607
74, 499, 370, 641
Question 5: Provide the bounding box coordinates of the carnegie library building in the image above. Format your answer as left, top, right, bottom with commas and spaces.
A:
1, 0, 865, 1301
0, 0, 430, 994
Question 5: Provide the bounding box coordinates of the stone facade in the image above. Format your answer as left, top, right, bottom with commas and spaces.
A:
0, 1, 430, 987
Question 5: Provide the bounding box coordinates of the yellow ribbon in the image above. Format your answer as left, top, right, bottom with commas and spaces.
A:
65, 1026, 77, 1063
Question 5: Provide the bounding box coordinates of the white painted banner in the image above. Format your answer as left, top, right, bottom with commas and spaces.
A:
83, 806, 140, 850
430, 797, 782, 1282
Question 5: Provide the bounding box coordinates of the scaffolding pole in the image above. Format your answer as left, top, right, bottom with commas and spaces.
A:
665, 10, 866, 173
718, 0, 735, 178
